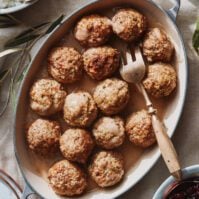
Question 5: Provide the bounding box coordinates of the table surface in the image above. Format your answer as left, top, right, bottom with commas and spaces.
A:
0, 0, 198, 198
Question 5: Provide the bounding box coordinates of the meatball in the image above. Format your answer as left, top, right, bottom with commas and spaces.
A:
143, 63, 177, 98
63, 91, 98, 127
30, 79, 67, 116
125, 110, 156, 148
48, 47, 83, 84
88, 151, 124, 187
83, 46, 120, 80
74, 14, 112, 47
142, 27, 174, 62
93, 78, 129, 115
60, 128, 94, 164
27, 119, 61, 156
92, 116, 125, 149
112, 8, 147, 42
48, 160, 87, 196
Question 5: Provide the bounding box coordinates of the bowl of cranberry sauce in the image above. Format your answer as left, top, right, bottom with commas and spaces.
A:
153, 165, 199, 199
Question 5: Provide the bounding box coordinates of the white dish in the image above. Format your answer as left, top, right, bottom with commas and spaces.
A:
14, 0, 188, 198
0, 0, 38, 14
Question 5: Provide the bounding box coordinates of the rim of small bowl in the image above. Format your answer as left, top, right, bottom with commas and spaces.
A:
153, 165, 199, 199
0, 0, 38, 14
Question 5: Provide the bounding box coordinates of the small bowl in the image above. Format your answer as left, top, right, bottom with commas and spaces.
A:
153, 165, 199, 199
0, 0, 38, 14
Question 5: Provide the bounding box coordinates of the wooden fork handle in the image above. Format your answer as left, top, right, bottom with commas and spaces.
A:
151, 113, 182, 180
138, 83, 182, 180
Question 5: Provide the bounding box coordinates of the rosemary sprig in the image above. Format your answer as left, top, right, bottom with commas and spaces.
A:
5, 34, 40, 48
3, 15, 64, 50
0, 71, 11, 116
0, 70, 9, 82
0, 14, 65, 116
15, 22, 50, 39
16, 64, 29, 83
0, 15, 20, 28
0, 48, 22, 58
45, 15, 64, 34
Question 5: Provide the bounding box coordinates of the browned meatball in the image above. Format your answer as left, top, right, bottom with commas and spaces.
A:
27, 119, 61, 156
112, 8, 147, 42
48, 47, 83, 84
83, 46, 120, 80
60, 128, 94, 164
92, 116, 125, 149
93, 78, 129, 115
30, 79, 67, 116
88, 151, 124, 187
142, 28, 174, 62
125, 110, 156, 148
143, 63, 177, 98
63, 91, 98, 127
74, 14, 112, 47
48, 160, 87, 196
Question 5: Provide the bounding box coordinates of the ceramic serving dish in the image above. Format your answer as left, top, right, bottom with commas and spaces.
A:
153, 165, 199, 199
0, 0, 38, 14
14, 0, 188, 198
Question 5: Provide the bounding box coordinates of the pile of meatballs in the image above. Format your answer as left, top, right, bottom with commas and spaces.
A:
26, 8, 177, 197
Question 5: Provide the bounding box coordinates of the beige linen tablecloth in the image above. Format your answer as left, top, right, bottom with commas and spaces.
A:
0, 0, 198, 198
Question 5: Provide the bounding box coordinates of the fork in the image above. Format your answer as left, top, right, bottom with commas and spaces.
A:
120, 45, 182, 180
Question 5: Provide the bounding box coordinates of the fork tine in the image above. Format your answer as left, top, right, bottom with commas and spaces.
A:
126, 50, 132, 64
134, 47, 144, 64
120, 50, 126, 66
119, 45, 146, 84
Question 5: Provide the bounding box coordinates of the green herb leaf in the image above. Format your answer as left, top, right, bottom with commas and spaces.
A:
15, 22, 50, 39
16, 65, 29, 83
5, 34, 39, 48
0, 72, 12, 117
0, 70, 9, 82
45, 14, 64, 34
0, 70, 8, 79
0, 15, 19, 28
0, 48, 22, 58
192, 18, 199, 55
